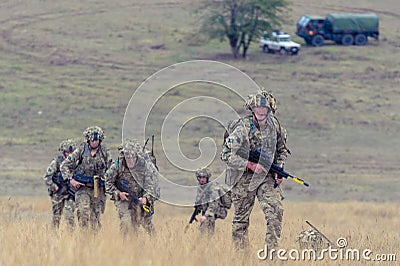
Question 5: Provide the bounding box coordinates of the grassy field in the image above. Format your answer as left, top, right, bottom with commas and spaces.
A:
0, 197, 398, 265
0, 0, 399, 264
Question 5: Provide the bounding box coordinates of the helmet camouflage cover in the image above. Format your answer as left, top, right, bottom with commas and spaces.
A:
59, 139, 77, 153
119, 138, 142, 158
244, 88, 277, 113
83, 126, 105, 141
195, 168, 211, 179
296, 229, 325, 251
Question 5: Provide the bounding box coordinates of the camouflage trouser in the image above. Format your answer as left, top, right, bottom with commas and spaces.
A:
50, 193, 65, 228
114, 200, 154, 235
75, 186, 106, 230
231, 173, 283, 249
50, 193, 75, 229
63, 197, 75, 229
199, 215, 215, 235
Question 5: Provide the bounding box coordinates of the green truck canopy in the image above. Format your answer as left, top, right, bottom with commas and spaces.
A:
326, 13, 379, 32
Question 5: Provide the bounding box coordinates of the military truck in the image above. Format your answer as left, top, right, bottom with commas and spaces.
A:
296, 13, 379, 46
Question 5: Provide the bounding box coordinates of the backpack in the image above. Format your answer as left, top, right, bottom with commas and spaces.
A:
222, 114, 290, 155
143, 136, 158, 170
77, 142, 110, 173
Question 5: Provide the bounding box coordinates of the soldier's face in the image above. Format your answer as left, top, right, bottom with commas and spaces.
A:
89, 139, 100, 149
125, 156, 137, 169
253, 106, 269, 123
198, 176, 208, 185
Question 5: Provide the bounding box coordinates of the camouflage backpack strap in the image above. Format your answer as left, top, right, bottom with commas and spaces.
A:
56, 155, 64, 170
245, 114, 255, 134
98, 144, 109, 164
271, 114, 291, 154
113, 158, 124, 182
224, 115, 253, 142
115, 158, 120, 171
52, 155, 64, 181
77, 142, 88, 165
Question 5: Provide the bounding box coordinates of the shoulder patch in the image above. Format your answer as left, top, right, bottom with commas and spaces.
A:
249, 118, 256, 132
115, 159, 120, 171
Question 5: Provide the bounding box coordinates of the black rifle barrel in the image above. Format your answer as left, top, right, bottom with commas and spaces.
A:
306, 220, 334, 246
236, 147, 309, 187
189, 206, 200, 224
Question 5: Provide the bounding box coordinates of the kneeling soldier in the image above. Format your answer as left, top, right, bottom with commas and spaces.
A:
194, 168, 232, 235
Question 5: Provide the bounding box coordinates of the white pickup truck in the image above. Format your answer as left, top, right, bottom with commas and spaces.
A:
260, 31, 301, 55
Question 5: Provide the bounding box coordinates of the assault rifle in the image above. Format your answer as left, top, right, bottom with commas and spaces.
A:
73, 174, 106, 198
236, 147, 309, 188
188, 206, 202, 224
116, 179, 153, 215
183, 206, 206, 233
52, 173, 75, 199
73, 174, 105, 186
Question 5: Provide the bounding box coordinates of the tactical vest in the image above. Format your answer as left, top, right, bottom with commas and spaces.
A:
52, 154, 64, 180
114, 155, 147, 192
224, 114, 289, 154
76, 143, 108, 177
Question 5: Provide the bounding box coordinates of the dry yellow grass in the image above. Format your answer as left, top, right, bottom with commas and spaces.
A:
0, 197, 398, 265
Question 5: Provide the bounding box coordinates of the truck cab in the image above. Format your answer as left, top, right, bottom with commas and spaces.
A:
296, 15, 326, 46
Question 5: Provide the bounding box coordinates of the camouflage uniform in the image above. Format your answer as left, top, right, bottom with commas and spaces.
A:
105, 139, 160, 235
44, 139, 76, 229
297, 229, 326, 252
61, 127, 112, 230
221, 90, 289, 249
195, 181, 231, 234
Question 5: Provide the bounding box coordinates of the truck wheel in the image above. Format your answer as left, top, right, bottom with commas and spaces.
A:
263, 45, 271, 53
280, 48, 287, 55
354, 34, 367, 45
342, 34, 354, 46
311, 35, 324, 47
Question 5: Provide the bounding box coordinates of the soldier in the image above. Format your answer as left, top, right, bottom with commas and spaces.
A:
221, 89, 289, 249
105, 139, 160, 235
61, 126, 112, 230
297, 229, 325, 252
44, 139, 76, 229
194, 168, 231, 235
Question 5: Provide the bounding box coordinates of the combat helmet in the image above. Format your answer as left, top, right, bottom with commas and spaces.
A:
195, 168, 211, 182
244, 88, 277, 114
59, 139, 76, 153
119, 138, 142, 158
296, 229, 325, 251
83, 126, 105, 142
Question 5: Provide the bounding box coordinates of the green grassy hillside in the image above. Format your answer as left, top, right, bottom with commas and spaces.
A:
0, 0, 399, 201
